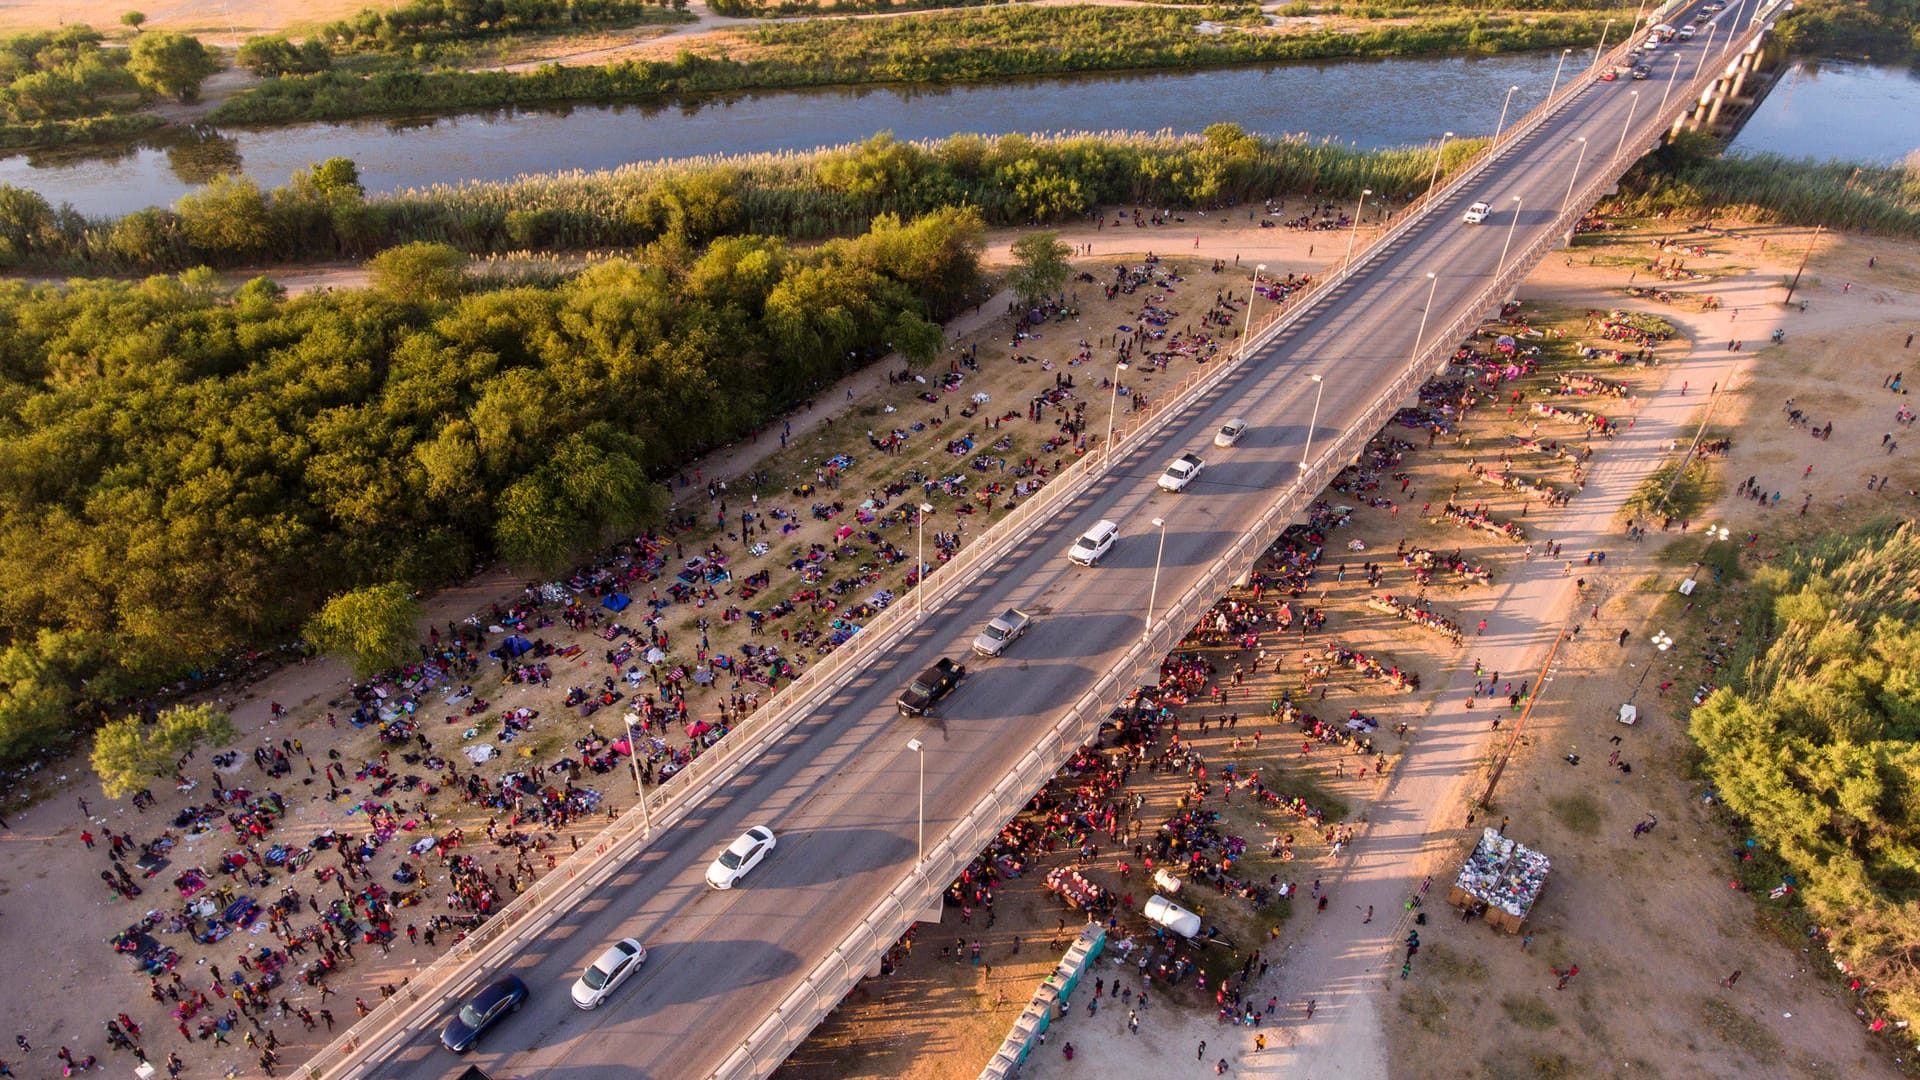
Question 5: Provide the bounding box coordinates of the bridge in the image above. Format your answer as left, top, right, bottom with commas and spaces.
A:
308, 2, 1786, 1075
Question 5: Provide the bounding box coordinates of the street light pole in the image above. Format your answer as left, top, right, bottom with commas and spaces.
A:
1343, 188, 1372, 269
906, 738, 924, 863
1299, 373, 1326, 470
1547, 47, 1573, 99
622, 712, 652, 832
915, 502, 934, 616
1425, 132, 1454, 199
1591, 17, 1614, 70
1659, 49, 1685, 114
1242, 263, 1267, 341
1496, 195, 1524, 280
1105, 358, 1129, 449
1693, 23, 1717, 81
1411, 271, 1440, 364
1614, 89, 1641, 162
1144, 517, 1168, 639
1561, 136, 1589, 213
1492, 84, 1521, 145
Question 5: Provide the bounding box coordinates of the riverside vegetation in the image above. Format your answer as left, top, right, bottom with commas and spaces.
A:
0, 206, 984, 766
209, 6, 1612, 127
1689, 522, 1920, 1049
0, 128, 1481, 271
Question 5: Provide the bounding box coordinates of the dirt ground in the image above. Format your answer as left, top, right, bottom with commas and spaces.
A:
1, 206, 1916, 1080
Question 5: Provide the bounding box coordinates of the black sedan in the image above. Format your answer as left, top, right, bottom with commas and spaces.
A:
440, 975, 529, 1052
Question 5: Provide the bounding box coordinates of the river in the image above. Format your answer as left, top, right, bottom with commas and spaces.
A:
1727, 58, 1920, 165
10, 51, 1912, 218
4, 52, 1581, 218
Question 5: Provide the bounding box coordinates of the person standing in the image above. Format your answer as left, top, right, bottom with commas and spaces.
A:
1198, 1040, 1207, 1060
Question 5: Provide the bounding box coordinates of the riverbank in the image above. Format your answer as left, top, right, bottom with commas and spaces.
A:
205, 6, 1611, 129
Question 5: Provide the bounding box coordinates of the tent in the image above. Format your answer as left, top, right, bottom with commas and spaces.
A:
501, 635, 533, 658
602, 593, 632, 612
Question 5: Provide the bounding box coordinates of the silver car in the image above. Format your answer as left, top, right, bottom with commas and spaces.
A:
1214, 418, 1248, 448
571, 938, 647, 1010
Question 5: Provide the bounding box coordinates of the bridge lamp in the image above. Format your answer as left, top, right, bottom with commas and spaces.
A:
1299, 373, 1327, 470
1614, 89, 1641, 162
1561, 137, 1589, 215
1493, 84, 1521, 145
1496, 196, 1524, 281
1145, 518, 1169, 639
1344, 189, 1372, 269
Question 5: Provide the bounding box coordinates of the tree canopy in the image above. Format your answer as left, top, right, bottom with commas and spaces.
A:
90, 703, 236, 798
0, 208, 985, 766
1691, 522, 1920, 1034
305, 582, 423, 678
1006, 231, 1072, 306
126, 30, 218, 102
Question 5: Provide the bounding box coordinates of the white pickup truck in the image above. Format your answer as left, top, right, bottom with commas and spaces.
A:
971, 608, 1033, 657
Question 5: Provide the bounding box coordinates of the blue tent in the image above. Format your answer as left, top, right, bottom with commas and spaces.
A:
602, 593, 633, 612
501, 635, 533, 658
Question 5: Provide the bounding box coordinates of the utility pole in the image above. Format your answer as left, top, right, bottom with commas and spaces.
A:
1478, 629, 1566, 810
1783, 224, 1824, 304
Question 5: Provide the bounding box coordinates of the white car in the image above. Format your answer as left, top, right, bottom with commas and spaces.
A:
1158, 452, 1205, 492
1677, 25, 1696, 38
571, 938, 647, 1009
1214, 418, 1248, 448
1462, 201, 1492, 225
706, 825, 776, 889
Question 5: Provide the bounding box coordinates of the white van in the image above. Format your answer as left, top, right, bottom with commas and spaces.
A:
1068, 519, 1120, 566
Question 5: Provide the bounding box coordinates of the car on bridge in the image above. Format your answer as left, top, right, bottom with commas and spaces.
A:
971, 609, 1032, 658
1158, 452, 1206, 491
707, 826, 776, 889
571, 938, 647, 1010
1631, 65, 1651, 79
1462, 201, 1492, 224
440, 974, 529, 1052
1677, 24, 1697, 38
1214, 418, 1249, 447
898, 657, 967, 715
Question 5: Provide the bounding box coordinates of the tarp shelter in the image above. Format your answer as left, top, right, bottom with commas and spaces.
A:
501, 635, 533, 658
1448, 828, 1551, 933
1144, 895, 1202, 938
602, 593, 632, 612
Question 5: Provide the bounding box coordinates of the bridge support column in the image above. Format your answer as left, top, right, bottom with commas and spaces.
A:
1728, 53, 1753, 98
1704, 79, 1730, 127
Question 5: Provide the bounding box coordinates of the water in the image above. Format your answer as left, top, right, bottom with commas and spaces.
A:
1729, 58, 1920, 164
3, 52, 1578, 218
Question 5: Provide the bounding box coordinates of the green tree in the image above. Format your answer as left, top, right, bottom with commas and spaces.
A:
304, 581, 421, 678
236, 35, 300, 76
175, 174, 272, 257
1005, 231, 1072, 306
127, 31, 217, 102
121, 11, 147, 31
0, 642, 75, 763
90, 703, 237, 799
886, 310, 943, 369
370, 241, 467, 305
